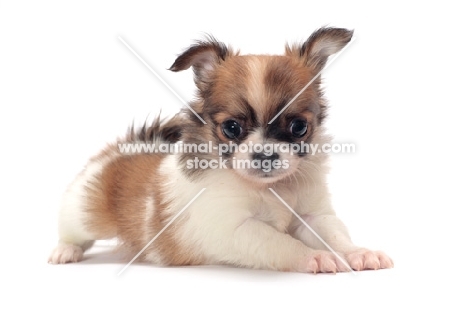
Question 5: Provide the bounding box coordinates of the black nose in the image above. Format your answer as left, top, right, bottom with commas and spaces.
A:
252, 153, 279, 161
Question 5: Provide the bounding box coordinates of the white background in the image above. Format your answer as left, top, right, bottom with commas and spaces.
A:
1, 1, 467, 310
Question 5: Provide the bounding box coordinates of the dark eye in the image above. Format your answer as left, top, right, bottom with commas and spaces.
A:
290, 119, 308, 138
221, 120, 243, 139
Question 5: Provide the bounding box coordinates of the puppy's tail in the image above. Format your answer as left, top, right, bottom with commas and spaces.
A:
126, 113, 184, 143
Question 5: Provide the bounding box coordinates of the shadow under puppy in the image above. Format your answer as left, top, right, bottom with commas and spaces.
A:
49, 27, 393, 273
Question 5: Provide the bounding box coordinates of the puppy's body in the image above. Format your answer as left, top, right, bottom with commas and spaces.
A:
49, 28, 393, 273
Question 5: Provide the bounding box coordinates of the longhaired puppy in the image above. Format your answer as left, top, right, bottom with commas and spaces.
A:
49, 28, 393, 273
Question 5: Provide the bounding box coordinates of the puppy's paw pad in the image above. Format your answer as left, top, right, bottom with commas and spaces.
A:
48, 244, 84, 264
306, 251, 349, 274
346, 249, 393, 271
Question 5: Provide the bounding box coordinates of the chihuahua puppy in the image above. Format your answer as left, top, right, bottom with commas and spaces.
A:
49, 28, 393, 273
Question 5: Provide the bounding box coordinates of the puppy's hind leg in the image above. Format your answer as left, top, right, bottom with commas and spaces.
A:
49, 160, 115, 264
48, 197, 93, 264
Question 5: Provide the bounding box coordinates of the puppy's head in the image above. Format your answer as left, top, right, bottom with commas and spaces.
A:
170, 28, 353, 184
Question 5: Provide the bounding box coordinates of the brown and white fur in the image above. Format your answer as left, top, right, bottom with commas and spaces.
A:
49, 28, 393, 273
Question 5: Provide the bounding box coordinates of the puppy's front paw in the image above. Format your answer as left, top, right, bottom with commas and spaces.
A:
306, 251, 350, 274
345, 249, 393, 271
48, 244, 84, 264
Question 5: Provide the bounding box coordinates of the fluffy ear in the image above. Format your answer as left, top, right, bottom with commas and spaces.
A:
288, 27, 353, 71
169, 37, 231, 90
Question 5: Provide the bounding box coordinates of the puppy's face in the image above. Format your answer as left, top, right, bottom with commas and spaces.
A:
170, 28, 353, 184
204, 55, 318, 183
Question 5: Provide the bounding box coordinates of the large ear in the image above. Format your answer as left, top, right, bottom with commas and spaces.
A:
169, 36, 231, 90
288, 27, 353, 71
